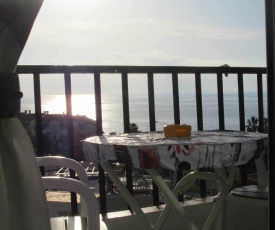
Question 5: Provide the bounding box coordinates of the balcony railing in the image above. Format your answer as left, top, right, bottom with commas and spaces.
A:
16, 65, 267, 214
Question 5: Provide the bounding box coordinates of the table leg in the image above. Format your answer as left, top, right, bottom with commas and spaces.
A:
101, 162, 197, 230
100, 162, 154, 230
146, 169, 198, 230
214, 166, 237, 192
227, 166, 237, 190
100, 163, 228, 230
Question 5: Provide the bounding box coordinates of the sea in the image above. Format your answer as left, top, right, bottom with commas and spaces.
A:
20, 92, 268, 134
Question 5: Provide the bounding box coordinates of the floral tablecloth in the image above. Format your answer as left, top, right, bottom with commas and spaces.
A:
82, 131, 267, 170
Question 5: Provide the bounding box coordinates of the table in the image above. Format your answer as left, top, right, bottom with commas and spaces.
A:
82, 131, 267, 230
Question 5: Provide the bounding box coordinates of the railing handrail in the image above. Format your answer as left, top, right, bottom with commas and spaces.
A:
16, 65, 266, 74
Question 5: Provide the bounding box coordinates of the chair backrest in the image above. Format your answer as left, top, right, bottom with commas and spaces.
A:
254, 157, 268, 186
0, 118, 51, 230
36, 156, 89, 185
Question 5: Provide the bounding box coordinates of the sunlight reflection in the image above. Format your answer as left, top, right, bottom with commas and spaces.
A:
42, 94, 95, 119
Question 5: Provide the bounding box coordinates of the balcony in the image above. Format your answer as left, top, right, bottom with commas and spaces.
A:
15, 65, 268, 229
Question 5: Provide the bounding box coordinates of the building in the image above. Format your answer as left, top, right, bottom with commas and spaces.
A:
19, 111, 97, 160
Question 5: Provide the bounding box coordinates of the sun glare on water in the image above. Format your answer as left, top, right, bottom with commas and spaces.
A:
42, 94, 96, 119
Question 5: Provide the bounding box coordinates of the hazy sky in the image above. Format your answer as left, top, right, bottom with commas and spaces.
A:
18, 0, 267, 96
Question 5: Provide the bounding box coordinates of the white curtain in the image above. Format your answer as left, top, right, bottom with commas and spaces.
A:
0, 1, 51, 229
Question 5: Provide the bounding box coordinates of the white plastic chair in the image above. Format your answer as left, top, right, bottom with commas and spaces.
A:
170, 171, 229, 230
229, 157, 268, 203
223, 157, 268, 230
43, 177, 101, 230
37, 156, 89, 217
37, 156, 108, 230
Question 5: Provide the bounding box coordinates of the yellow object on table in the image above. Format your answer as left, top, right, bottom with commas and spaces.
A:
163, 124, 192, 137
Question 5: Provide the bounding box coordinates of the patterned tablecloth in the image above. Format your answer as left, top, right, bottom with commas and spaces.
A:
82, 131, 267, 170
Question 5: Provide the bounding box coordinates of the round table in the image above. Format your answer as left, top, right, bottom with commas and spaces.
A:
82, 131, 267, 230
83, 130, 267, 171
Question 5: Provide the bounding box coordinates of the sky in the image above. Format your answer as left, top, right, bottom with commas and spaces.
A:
18, 0, 267, 96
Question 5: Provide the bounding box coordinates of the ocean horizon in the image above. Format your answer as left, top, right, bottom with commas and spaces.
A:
20, 92, 267, 134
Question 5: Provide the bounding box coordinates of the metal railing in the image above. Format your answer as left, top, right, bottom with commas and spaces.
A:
16, 65, 267, 214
